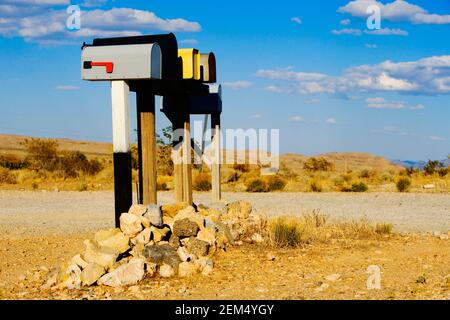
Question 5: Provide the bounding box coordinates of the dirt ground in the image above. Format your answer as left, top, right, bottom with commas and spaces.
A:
0, 191, 449, 300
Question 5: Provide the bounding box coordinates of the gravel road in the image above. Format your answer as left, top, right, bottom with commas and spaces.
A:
0, 191, 448, 235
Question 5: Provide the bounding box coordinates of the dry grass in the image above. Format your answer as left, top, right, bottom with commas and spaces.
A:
268, 212, 392, 248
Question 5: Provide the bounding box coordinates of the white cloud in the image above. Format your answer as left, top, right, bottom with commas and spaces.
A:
429, 136, 447, 141
325, 118, 337, 124
332, 28, 362, 35
0, 7, 201, 44
223, 81, 252, 90
55, 85, 80, 91
365, 43, 378, 48
366, 97, 424, 110
340, 19, 351, 26
288, 116, 304, 122
332, 27, 408, 36
338, 0, 450, 25
257, 55, 450, 96
81, 0, 107, 8
365, 28, 408, 36
291, 17, 302, 24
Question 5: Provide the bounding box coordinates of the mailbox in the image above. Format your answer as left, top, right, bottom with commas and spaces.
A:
82, 43, 162, 81
200, 53, 216, 83
161, 84, 222, 115
84, 33, 181, 80
179, 48, 201, 80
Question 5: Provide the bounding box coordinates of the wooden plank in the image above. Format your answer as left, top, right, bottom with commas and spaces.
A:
182, 111, 193, 205
136, 89, 157, 205
211, 113, 221, 202
172, 113, 184, 203
111, 80, 132, 227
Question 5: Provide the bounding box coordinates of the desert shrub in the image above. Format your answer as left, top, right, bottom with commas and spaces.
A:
233, 164, 250, 173
437, 168, 448, 177
341, 173, 353, 182
246, 178, 267, 193
157, 145, 173, 176
401, 167, 419, 177
423, 160, 445, 176
31, 182, 39, 190
396, 177, 411, 192
375, 223, 393, 235
265, 175, 286, 191
310, 180, 323, 192
23, 138, 59, 171
351, 182, 368, 192
0, 168, 16, 184
342, 182, 368, 192
0, 155, 28, 170
303, 157, 334, 172
193, 173, 212, 191
359, 169, 378, 179
77, 181, 88, 192
270, 217, 303, 247
225, 170, 241, 183
59, 151, 103, 177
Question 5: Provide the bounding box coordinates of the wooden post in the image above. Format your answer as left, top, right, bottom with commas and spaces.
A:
111, 81, 132, 227
136, 89, 157, 205
182, 110, 193, 205
172, 113, 184, 203
211, 113, 221, 202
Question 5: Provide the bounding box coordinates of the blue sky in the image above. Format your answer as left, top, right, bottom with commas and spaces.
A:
0, 0, 449, 160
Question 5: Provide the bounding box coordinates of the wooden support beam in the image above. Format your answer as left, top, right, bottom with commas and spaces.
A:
136, 89, 157, 205
182, 110, 193, 205
111, 80, 132, 227
211, 113, 221, 202
172, 113, 184, 203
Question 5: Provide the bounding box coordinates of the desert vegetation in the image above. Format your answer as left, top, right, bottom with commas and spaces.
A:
0, 133, 448, 193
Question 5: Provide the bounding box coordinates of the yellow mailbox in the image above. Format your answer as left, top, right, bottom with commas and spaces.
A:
178, 48, 200, 80
200, 53, 216, 83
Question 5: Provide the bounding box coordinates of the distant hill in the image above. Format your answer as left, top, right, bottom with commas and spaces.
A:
0, 134, 112, 158
281, 152, 402, 173
392, 159, 450, 169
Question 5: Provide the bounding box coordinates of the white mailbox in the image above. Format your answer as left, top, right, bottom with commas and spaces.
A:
81, 43, 162, 81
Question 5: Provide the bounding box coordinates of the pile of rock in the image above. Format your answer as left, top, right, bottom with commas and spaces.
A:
44, 200, 265, 289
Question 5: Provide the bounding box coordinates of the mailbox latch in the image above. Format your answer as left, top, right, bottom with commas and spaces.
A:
83, 61, 114, 74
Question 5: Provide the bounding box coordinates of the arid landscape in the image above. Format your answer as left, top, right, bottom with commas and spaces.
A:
0, 135, 449, 300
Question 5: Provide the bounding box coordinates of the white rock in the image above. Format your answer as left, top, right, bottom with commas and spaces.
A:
325, 274, 341, 282
144, 204, 163, 227
159, 264, 175, 278
98, 258, 145, 287
120, 213, 143, 237
56, 264, 82, 290
135, 228, 152, 245
423, 184, 435, 190
201, 265, 214, 276
251, 233, 264, 243
196, 229, 216, 246
94, 229, 130, 254
177, 246, 197, 263
82, 240, 119, 269
81, 263, 105, 286
71, 254, 88, 269
178, 262, 200, 278
128, 204, 148, 216
194, 257, 214, 271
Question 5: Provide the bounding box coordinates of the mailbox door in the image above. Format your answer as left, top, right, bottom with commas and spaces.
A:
82, 43, 162, 81
178, 48, 201, 80
200, 53, 217, 83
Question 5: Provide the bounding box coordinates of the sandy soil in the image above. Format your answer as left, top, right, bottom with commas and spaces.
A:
0, 191, 449, 300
